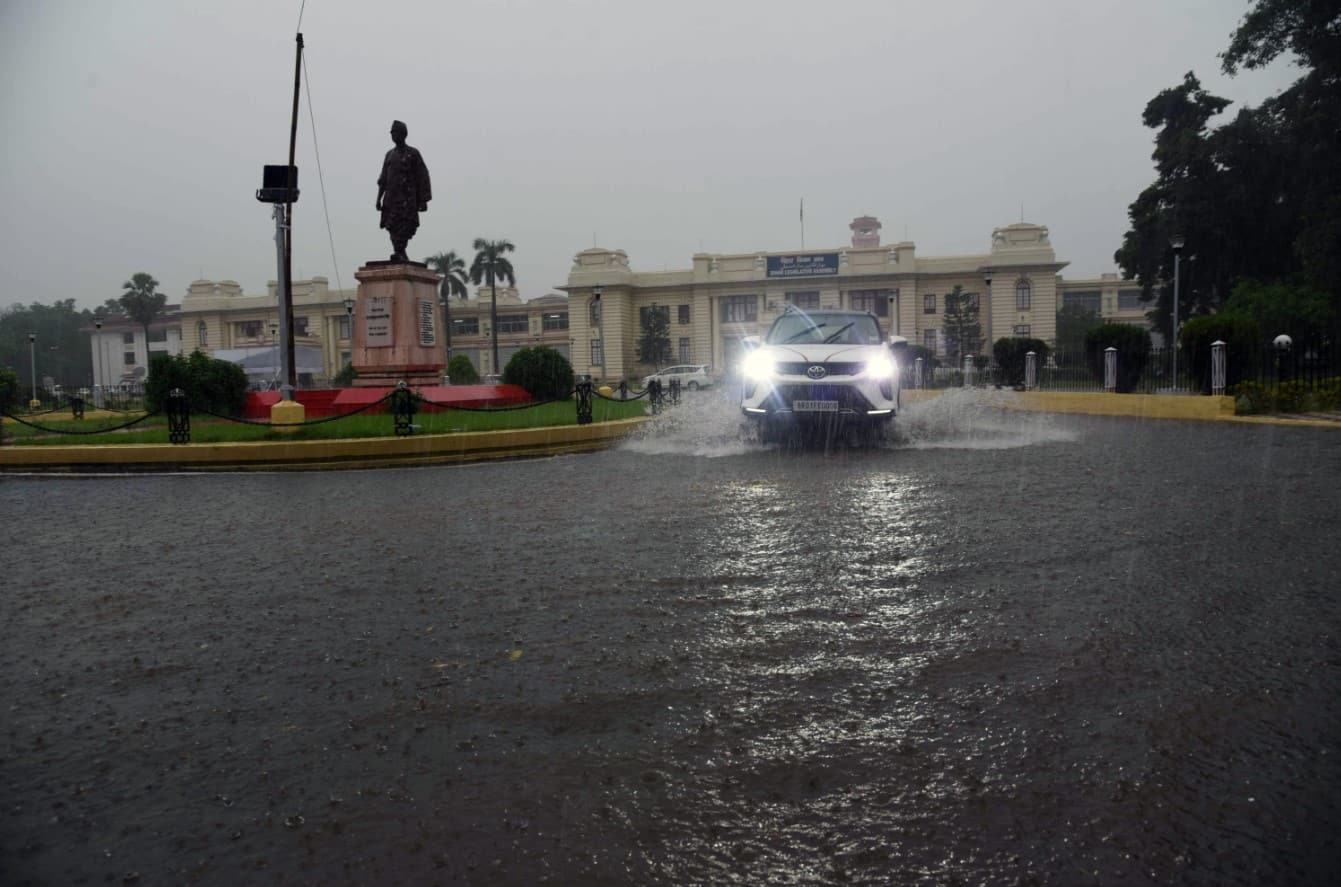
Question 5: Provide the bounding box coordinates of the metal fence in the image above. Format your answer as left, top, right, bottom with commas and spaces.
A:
906, 342, 1339, 396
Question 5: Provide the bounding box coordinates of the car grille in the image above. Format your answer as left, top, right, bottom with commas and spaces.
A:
769, 384, 877, 412
775, 361, 864, 377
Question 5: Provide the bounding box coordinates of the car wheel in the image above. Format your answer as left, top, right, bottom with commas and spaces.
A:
686, 381, 699, 391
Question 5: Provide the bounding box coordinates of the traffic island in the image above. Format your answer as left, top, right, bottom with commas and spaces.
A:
0, 418, 650, 473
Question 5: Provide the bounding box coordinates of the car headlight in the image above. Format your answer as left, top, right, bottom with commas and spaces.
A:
742, 350, 775, 382
864, 354, 897, 380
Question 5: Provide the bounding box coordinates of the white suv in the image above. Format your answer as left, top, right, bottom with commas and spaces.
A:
740, 308, 904, 443
641, 364, 714, 391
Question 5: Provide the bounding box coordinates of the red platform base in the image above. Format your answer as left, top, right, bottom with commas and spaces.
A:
243, 385, 532, 419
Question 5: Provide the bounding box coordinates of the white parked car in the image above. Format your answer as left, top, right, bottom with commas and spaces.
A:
740, 308, 905, 443
641, 364, 714, 391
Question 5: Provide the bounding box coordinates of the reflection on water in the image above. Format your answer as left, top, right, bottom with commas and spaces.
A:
3, 416, 1338, 885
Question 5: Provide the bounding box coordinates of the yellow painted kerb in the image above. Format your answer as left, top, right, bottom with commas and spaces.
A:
0, 418, 650, 472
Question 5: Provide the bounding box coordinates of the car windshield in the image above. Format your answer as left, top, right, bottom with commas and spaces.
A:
768, 313, 882, 346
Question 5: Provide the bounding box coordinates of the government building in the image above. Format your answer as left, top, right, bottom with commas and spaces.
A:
563, 215, 1147, 382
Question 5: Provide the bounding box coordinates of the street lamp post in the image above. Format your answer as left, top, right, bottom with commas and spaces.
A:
983, 269, 993, 357
28, 332, 38, 407
592, 284, 604, 381
1170, 235, 1185, 391
343, 295, 355, 346
269, 320, 280, 389
94, 320, 103, 387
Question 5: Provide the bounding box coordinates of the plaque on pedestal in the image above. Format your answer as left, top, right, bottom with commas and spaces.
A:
350, 261, 445, 387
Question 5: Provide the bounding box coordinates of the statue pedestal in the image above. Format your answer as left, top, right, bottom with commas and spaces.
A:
350, 261, 446, 387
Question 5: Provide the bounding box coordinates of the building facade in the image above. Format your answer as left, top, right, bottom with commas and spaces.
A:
562, 218, 1081, 382
85, 306, 183, 387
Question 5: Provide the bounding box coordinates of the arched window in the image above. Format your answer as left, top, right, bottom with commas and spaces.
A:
1015, 279, 1032, 311
197, 321, 208, 347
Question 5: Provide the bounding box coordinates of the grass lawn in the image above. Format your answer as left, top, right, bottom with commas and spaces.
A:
2, 399, 647, 446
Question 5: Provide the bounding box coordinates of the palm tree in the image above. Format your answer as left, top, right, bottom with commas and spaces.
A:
469, 238, 516, 375
424, 250, 469, 364
118, 272, 165, 362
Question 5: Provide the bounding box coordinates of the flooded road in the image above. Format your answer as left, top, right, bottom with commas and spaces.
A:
3, 393, 1339, 884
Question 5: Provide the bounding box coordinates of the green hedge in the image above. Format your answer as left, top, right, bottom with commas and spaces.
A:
1180, 314, 1261, 394
1085, 324, 1152, 393
448, 354, 480, 385
145, 351, 248, 415
1231, 377, 1341, 414
502, 346, 574, 400
993, 337, 1050, 387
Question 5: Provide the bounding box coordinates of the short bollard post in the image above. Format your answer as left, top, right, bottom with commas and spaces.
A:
669, 378, 681, 405
618, 380, 628, 401
576, 380, 593, 424
166, 388, 191, 444
69, 395, 85, 421
1024, 351, 1037, 390
392, 381, 417, 436
648, 379, 662, 414
913, 357, 924, 389
1104, 347, 1118, 392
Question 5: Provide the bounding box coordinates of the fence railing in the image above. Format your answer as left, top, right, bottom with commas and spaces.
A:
906, 342, 1339, 396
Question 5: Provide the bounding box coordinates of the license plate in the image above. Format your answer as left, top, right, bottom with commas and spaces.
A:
793, 400, 838, 412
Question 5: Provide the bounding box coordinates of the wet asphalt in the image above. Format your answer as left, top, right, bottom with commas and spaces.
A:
1, 403, 1339, 885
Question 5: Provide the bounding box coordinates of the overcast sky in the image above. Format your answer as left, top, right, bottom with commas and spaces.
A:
1, 0, 1298, 311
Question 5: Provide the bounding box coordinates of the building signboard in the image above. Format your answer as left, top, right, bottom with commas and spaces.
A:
365, 297, 392, 347
418, 299, 437, 347
766, 253, 840, 278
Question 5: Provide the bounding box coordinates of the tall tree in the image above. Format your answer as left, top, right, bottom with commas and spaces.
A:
0, 299, 95, 388
1117, 0, 1341, 343
424, 250, 469, 362
94, 298, 125, 318
637, 304, 672, 368
118, 272, 166, 352
469, 239, 516, 375
941, 285, 981, 364
1223, 0, 1341, 305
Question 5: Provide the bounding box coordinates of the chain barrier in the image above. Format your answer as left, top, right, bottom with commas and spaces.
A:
593, 387, 651, 402
575, 381, 593, 424
165, 389, 191, 444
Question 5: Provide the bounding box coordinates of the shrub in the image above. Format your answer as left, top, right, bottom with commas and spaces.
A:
1179, 314, 1262, 394
331, 362, 358, 387
902, 345, 939, 383
992, 337, 1051, 387
447, 354, 480, 385
145, 351, 248, 416
503, 346, 574, 400
1085, 323, 1152, 393
0, 368, 18, 411
1231, 376, 1341, 414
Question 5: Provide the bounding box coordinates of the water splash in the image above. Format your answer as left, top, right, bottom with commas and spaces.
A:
621, 386, 1078, 456
892, 388, 1078, 450
620, 388, 756, 457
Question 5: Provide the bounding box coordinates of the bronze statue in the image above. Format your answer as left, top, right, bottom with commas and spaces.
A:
376, 120, 432, 262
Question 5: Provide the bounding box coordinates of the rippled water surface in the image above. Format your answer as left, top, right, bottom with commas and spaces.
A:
2, 396, 1338, 884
